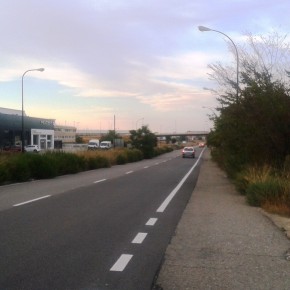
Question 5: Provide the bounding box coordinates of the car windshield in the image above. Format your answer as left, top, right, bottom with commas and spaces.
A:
184, 148, 193, 151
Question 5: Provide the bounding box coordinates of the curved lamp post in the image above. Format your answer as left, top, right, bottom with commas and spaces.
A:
136, 117, 144, 130
198, 26, 239, 100
21, 68, 45, 153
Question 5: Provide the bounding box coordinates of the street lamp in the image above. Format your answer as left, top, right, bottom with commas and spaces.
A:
21, 68, 45, 153
198, 25, 239, 100
136, 117, 144, 130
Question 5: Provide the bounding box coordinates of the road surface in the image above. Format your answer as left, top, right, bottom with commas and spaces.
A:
0, 148, 205, 290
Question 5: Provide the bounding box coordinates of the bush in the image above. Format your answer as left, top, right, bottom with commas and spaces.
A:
86, 155, 110, 170
6, 154, 32, 182
235, 165, 272, 194
45, 152, 85, 175
0, 162, 10, 184
246, 178, 283, 207
29, 154, 58, 179
154, 146, 173, 157
283, 155, 290, 178
125, 149, 143, 162
116, 153, 128, 165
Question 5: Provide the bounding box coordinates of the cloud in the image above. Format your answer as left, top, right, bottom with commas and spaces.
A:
1, 0, 289, 131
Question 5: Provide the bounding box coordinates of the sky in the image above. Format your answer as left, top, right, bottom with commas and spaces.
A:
0, 0, 289, 133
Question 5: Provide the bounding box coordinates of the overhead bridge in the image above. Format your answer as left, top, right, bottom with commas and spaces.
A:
155, 131, 209, 138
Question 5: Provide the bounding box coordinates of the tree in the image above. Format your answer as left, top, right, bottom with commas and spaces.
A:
208, 31, 290, 107
75, 135, 84, 143
207, 31, 290, 174
129, 125, 157, 159
100, 130, 120, 143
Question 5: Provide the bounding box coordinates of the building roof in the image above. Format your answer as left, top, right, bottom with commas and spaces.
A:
0, 107, 26, 116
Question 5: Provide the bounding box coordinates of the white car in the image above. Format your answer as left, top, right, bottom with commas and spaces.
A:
182, 147, 195, 158
24, 145, 41, 153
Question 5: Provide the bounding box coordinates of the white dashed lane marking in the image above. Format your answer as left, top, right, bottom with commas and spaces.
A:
13, 195, 51, 207
156, 150, 204, 213
131, 232, 147, 244
110, 254, 133, 272
93, 179, 107, 184
145, 218, 158, 226
110, 149, 205, 273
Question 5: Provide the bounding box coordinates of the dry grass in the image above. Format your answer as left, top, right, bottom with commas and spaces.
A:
262, 201, 290, 218
259, 177, 290, 217
236, 163, 290, 217
243, 164, 273, 183
76, 148, 134, 166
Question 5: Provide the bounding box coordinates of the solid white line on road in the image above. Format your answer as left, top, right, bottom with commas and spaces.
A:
155, 162, 159, 165
110, 254, 133, 272
131, 232, 147, 244
93, 179, 107, 184
13, 195, 51, 207
156, 148, 206, 213
146, 218, 158, 226
126, 171, 133, 174
144, 166, 149, 169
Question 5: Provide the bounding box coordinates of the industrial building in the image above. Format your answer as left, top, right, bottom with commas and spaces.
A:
0, 107, 55, 150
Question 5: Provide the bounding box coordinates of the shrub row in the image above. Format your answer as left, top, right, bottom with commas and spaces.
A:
0, 151, 110, 185
154, 146, 173, 156
0, 146, 173, 185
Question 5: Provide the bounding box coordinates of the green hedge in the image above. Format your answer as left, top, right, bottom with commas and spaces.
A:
0, 151, 110, 184
0, 146, 173, 185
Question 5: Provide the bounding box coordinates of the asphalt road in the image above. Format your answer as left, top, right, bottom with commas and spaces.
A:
0, 148, 205, 290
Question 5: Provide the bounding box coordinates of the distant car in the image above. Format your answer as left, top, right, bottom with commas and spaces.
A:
24, 145, 40, 153
199, 143, 206, 148
3, 145, 21, 152
182, 147, 195, 158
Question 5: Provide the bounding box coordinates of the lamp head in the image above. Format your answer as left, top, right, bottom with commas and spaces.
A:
198, 26, 212, 32
38, 68, 45, 72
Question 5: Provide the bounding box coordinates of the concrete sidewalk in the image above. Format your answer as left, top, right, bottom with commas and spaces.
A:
155, 149, 290, 290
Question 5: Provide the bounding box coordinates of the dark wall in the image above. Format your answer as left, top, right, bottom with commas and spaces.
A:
0, 113, 55, 148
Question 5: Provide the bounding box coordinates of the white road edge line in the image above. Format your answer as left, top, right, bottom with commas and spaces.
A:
146, 218, 158, 226
144, 166, 149, 169
93, 179, 107, 184
126, 171, 133, 174
13, 195, 51, 207
110, 254, 133, 272
156, 148, 206, 213
131, 232, 147, 244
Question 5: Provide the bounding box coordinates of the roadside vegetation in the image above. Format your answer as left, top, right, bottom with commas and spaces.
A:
206, 31, 290, 217
0, 137, 173, 185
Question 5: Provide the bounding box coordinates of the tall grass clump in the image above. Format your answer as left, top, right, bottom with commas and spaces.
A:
45, 151, 86, 175
124, 149, 143, 162
234, 162, 290, 217
5, 154, 32, 182
0, 154, 12, 184
86, 155, 110, 169
235, 165, 272, 194
114, 149, 144, 165
22, 153, 58, 179
246, 178, 283, 206
76, 150, 111, 168
261, 179, 290, 216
